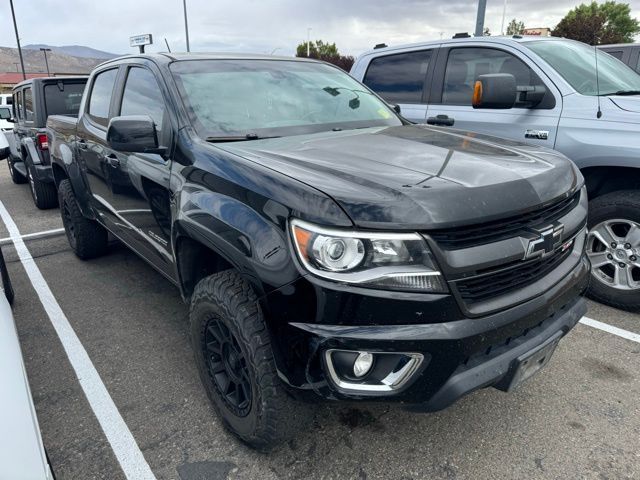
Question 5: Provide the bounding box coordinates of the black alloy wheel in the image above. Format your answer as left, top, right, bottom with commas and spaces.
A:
203, 317, 252, 417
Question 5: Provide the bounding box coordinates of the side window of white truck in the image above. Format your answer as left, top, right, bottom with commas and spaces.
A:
363, 50, 432, 104
442, 48, 544, 107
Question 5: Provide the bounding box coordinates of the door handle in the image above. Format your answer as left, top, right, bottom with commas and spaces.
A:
105, 154, 120, 167
426, 115, 455, 127
77, 139, 88, 150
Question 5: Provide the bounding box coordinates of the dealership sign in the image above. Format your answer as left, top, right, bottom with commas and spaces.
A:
130, 34, 153, 47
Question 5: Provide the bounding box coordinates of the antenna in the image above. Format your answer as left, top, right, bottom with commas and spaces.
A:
164, 37, 171, 53
595, 44, 602, 119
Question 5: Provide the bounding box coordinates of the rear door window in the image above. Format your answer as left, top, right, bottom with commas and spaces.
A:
44, 82, 86, 117
363, 50, 432, 104
88, 69, 118, 126
24, 87, 34, 122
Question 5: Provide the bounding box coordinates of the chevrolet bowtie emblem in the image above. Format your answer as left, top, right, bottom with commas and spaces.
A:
524, 224, 564, 260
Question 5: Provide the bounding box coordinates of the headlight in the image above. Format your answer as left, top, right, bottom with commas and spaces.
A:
290, 219, 448, 293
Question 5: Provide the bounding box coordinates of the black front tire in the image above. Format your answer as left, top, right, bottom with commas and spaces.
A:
587, 190, 640, 311
58, 179, 109, 260
7, 157, 27, 184
190, 270, 303, 450
27, 163, 58, 209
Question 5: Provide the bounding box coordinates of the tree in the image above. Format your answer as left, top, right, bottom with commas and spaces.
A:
296, 40, 339, 58
295, 39, 355, 71
552, 1, 640, 45
506, 19, 525, 35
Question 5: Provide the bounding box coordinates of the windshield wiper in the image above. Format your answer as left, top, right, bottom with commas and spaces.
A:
205, 133, 280, 143
601, 90, 640, 96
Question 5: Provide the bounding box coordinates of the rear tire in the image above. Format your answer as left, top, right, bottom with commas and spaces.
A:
189, 270, 304, 450
27, 163, 58, 209
7, 156, 27, 184
58, 179, 109, 260
586, 190, 640, 311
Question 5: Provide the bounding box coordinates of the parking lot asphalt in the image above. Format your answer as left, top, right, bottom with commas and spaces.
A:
1, 164, 639, 480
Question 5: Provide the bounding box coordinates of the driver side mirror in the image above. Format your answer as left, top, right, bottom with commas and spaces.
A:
473, 73, 546, 109
0, 146, 9, 161
472, 73, 517, 109
107, 115, 165, 155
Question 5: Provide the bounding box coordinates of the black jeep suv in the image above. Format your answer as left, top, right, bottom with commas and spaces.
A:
47, 54, 589, 449
8, 77, 87, 208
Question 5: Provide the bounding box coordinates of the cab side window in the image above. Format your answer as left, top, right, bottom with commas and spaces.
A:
88, 68, 118, 127
606, 50, 624, 60
442, 48, 545, 107
363, 50, 432, 104
120, 67, 166, 130
24, 87, 34, 122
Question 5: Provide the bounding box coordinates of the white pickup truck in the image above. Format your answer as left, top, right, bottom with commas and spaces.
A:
352, 35, 640, 311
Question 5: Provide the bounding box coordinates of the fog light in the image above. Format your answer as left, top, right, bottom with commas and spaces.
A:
353, 352, 374, 377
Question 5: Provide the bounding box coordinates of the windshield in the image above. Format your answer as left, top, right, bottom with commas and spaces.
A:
170, 59, 402, 139
0, 107, 10, 120
526, 39, 640, 96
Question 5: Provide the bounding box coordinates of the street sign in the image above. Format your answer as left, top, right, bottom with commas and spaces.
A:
130, 34, 153, 48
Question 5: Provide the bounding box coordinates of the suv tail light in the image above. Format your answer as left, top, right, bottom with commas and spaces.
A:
37, 133, 49, 151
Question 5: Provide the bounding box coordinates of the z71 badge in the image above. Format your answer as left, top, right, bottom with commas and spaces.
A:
525, 130, 549, 140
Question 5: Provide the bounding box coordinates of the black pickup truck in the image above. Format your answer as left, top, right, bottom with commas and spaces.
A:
47, 53, 589, 449
7, 77, 87, 209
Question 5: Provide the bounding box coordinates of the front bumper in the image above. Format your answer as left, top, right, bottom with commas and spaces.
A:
264, 253, 589, 408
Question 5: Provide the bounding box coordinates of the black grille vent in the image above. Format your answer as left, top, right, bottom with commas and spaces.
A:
456, 246, 572, 303
429, 191, 580, 250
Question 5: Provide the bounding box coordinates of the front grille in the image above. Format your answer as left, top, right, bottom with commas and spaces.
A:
429, 191, 580, 250
456, 246, 572, 303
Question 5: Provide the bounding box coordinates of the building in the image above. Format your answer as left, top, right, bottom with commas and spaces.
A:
0, 73, 49, 94
523, 28, 551, 37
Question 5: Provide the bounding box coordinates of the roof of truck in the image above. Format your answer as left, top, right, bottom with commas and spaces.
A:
95, 52, 317, 69
12, 75, 88, 90
357, 35, 564, 58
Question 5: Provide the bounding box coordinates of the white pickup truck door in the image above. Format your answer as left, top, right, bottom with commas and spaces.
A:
426, 45, 562, 148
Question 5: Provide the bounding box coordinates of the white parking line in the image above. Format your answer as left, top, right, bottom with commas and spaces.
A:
0, 227, 65, 246
579, 316, 640, 344
0, 201, 156, 480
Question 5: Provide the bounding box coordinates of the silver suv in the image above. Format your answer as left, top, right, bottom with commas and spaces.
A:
351, 35, 640, 311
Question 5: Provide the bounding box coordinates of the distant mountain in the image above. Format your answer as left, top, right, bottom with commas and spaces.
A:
0, 46, 108, 75
23, 44, 119, 60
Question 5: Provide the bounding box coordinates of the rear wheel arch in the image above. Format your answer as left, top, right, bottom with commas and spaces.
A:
51, 162, 69, 189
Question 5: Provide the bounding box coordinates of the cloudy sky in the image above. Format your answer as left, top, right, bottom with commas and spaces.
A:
2, 0, 640, 57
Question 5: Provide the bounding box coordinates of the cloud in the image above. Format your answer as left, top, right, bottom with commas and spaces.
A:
2, 0, 639, 58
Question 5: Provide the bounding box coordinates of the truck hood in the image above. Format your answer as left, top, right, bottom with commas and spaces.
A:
219, 125, 581, 229
609, 96, 640, 113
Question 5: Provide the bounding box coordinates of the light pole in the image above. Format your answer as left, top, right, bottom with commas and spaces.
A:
307, 28, 312, 57
183, 0, 190, 52
500, 0, 508, 35
40, 48, 51, 76
474, 0, 487, 37
9, 0, 26, 80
